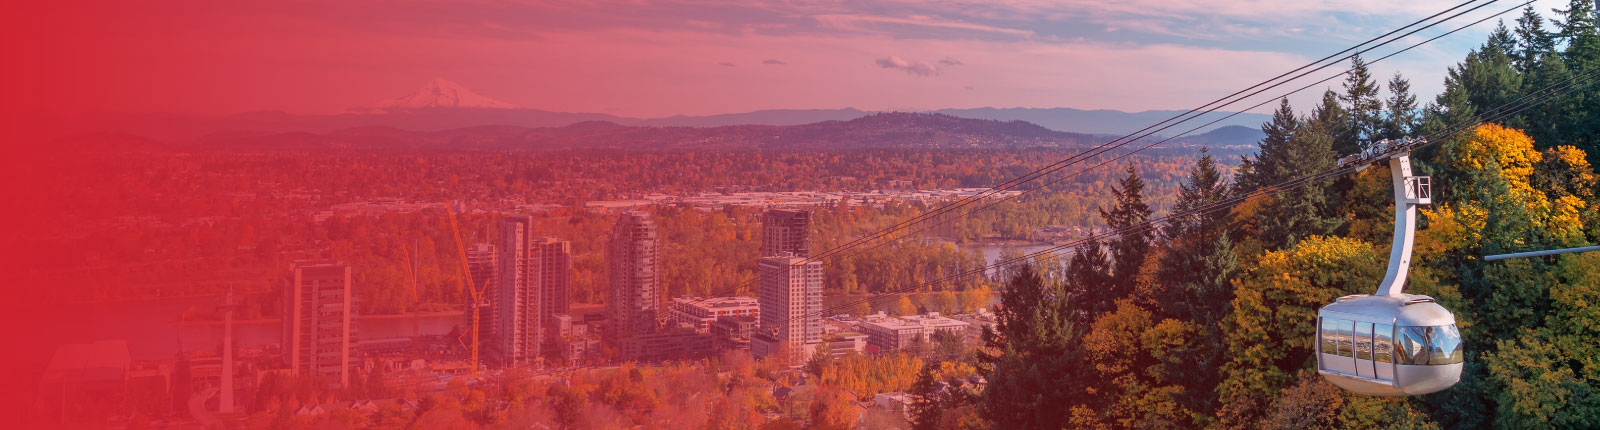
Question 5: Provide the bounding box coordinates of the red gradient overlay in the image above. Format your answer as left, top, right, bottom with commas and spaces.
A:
0, 0, 1525, 425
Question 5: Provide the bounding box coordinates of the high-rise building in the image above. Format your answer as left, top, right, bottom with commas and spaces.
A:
762, 209, 812, 258
609, 211, 660, 340
464, 243, 495, 352
757, 255, 823, 360
282, 259, 357, 386
495, 215, 540, 367
532, 237, 572, 322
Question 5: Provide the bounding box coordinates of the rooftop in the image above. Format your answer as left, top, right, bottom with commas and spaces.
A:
860, 312, 971, 331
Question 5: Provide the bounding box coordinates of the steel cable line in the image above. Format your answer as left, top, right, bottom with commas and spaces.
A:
805, 0, 1501, 264
696, 0, 1527, 302
820, 0, 1545, 259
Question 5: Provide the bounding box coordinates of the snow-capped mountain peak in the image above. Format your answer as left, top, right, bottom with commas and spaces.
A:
371, 78, 519, 110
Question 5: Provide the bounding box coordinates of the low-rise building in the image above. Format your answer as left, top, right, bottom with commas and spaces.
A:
619, 327, 717, 362
711, 315, 758, 352
821, 332, 868, 358
670, 296, 760, 332
953, 309, 998, 344
857, 312, 970, 352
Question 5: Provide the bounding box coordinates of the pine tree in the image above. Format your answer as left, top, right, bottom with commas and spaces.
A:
1380, 72, 1418, 141
1489, 20, 1520, 59
1517, 50, 1574, 146
1154, 149, 1238, 417
977, 264, 1087, 429
1340, 55, 1383, 156
908, 364, 945, 430
1311, 89, 1352, 155
1513, 6, 1556, 73
1258, 121, 1341, 250
1552, 0, 1600, 166
1099, 165, 1154, 301
1065, 237, 1112, 327
1553, 0, 1600, 47
1237, 98, 1299, 192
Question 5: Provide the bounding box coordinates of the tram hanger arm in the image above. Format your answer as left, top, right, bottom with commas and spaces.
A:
1484, 245, 1600, 261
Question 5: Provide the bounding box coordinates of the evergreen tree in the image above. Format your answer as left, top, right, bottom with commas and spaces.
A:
1458, 35, 1526, 119
1100, 164, 1154, 285
1516, 50, 1574, 146
1065, 237, 1112, 327
978, 264, 1088, 429
1340, 55, 1383, 156
908, 364, 945, 430
1513, 6, 1556, 73
1154, 149, 1238, 417
1553, 0, 1599, 47
807, 345, 834, 376
1553, 0, 1600, 165
1311, 89, 1352, 155
1237, 98, 1300, 192
1380, 72, 1419, 141
1489, 20, 1520, 59
1258, 120, 1342, 250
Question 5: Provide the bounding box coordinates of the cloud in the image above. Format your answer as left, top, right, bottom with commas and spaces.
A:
718, 61, 737, 67
762, 59, 787, 65
876, 55, 957, 77
813, 13, 1034, 39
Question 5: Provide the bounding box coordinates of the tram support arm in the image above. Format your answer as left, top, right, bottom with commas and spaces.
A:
1485, 245, 1600, 261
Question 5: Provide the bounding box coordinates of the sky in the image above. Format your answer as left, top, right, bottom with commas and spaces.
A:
0, 0, 1577, 118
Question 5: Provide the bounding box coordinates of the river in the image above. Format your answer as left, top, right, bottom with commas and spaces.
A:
965, 242, 1065, 275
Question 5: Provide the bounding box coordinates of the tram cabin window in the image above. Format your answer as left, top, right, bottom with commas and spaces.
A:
1395, 324, 1464, 365
1374, 324, 1394, 363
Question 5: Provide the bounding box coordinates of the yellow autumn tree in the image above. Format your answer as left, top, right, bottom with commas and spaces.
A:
1216, 236, 1384, 427
1419, 124, 1593, 252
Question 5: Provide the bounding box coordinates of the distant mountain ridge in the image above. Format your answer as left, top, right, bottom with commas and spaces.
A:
21, 78, 1272, 142
166, 112, 1261, 153
24, 106, 1270, 144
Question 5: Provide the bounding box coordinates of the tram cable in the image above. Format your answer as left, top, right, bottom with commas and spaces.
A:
793, 66, 1600, 324
685, 0, 1521, 303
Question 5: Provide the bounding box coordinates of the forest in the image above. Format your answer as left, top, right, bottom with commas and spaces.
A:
949, 5, 1600, 429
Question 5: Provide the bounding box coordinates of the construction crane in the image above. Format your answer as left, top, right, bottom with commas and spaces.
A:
445, 207, 492, 375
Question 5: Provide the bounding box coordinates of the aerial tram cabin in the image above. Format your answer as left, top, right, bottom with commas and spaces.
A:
1317, 141, 1463, 396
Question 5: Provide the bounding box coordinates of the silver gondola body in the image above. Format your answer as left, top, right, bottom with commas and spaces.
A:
1316, 146, 1462, 396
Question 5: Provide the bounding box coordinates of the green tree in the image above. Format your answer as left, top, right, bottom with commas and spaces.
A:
1341, 55, 1384, 156
1215, 236, 1383, 426
978, 265, 1090, 429
1256, 120, 1342, 250
1064, 237, 1112, 327
1100, 165, 1155, 299
1237, 98, 1300, 192
1553, 0, 1600, 165
1380, 72, 1419, 140
1513, 6, 1557, 73
1153, 148, 1239, 419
